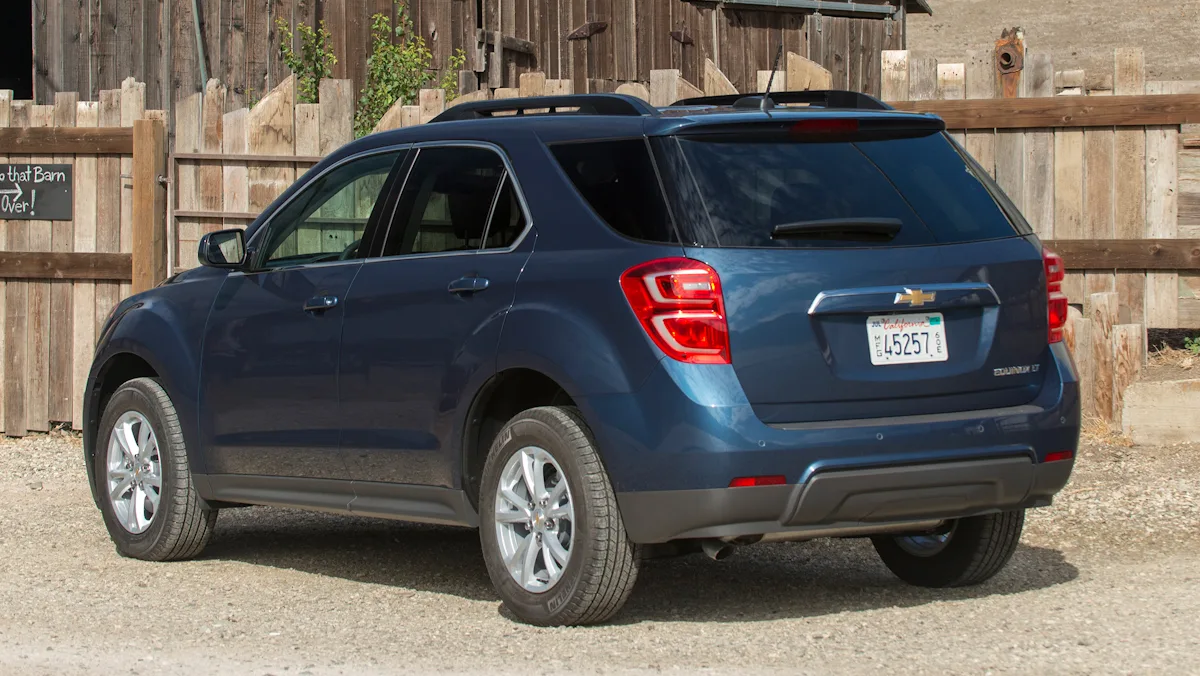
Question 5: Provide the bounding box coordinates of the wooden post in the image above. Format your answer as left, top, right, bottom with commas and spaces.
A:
131, 119, 167, 294
1111, 323, 1144, 428
1089, 291, 1119, 422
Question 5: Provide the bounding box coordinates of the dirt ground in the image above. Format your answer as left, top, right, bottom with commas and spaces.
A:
907, 0, 1200, 83
1, 431, 1198, 675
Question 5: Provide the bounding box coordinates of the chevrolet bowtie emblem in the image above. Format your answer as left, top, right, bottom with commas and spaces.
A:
895, 288, 936, 307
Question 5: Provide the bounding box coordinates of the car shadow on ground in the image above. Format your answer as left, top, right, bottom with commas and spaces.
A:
204, 506, 1079, 624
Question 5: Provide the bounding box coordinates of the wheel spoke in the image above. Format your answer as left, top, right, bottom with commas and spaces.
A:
144, 484, 161, 512
496, 508, 528, 524
541, 540, 561, 582
546, 503, 572, 520
548, 479, 567, 506
500, 487, 531, 515
530, 455, 548, 501
109, 476, 133, 501
120, 421, 140, 465
519, 451, 538, 500
125, 486, 142, 531
142, 473, 161, 490
505, 532, 531, 575
521, 533, 541, 586
136, 423, 155, 463
546, 533, 570, 568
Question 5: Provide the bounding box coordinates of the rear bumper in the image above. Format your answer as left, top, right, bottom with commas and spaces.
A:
617, 456, 1073, 543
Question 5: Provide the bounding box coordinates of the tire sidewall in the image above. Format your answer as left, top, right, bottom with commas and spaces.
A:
479, 412, 599, 624
93, 381, 178, 558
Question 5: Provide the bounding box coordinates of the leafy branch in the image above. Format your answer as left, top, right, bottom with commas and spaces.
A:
276, 18, 338, 104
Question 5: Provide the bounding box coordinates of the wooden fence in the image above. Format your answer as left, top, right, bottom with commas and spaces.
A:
0, 79, 167, 436
6, 34, 1200, 435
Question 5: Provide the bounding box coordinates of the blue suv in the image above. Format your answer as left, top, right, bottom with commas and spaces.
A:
84, 90, 1079, 626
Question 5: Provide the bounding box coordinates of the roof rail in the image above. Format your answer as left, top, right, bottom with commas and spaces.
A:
430, 94, 659, 123
669, 90, 893, 112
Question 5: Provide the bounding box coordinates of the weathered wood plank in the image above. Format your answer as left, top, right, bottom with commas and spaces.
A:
26, 105, 54, 431
1073, 315, 1095, 419
174, 92, 202, 270
786, 52, 831, 92
221, 108, 249, 237
1111, 323, 1144, 429
71, 100, 98, 430
1089, 292, 1119, 422
879, 50, 907, 102
199, 80, 226, 237
1043, 240, 1200, 271
936, 62, 965, 147
132, 119, 167, 294
1113, 48, 1147, 326
703, 58, 738, 96
48, 93, 78, 424
247, 76, 295, 214
1022, 51, 1055, 239
1145, 82, 1180, 328
889, 93, 1200, 129
907, 53, 936, 101
0, 127, 134, 154
0, 92, 10, 433
119, 78, 144, 300
964, 50, 996, 178
3, 100, 30, 435
0, 253, 133, 281
317, 80, 353, 155
1083, 91, 1116, 303
95, 90, 121, 366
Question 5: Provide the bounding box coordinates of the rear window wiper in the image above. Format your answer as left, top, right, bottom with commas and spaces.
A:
770, 217, 902, 241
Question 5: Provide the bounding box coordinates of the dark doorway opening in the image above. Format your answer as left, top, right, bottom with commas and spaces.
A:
0, 4, 34, 100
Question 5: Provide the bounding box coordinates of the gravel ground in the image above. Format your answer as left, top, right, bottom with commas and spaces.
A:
2, 431, 1199, 675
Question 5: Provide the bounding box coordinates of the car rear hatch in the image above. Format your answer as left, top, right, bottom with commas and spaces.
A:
649, 113, 1052, 424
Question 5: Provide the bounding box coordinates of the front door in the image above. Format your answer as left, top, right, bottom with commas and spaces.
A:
199, 149, 407, 479
339, 144, 534, 487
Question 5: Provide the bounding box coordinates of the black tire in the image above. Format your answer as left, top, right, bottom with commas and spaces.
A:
871, 510, 1025, 588
479, 406, 640, 626
94, 377, 217, 561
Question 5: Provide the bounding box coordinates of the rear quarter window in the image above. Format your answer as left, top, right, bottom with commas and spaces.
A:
550, 139, 677, 244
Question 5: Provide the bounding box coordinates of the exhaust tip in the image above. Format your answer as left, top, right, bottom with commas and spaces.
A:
700, 539, 735, 561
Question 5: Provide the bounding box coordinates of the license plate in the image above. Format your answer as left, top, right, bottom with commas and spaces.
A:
867, 313, 948, 365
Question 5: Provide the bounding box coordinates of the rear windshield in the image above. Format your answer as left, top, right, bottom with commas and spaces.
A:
653, 132, 1031, 248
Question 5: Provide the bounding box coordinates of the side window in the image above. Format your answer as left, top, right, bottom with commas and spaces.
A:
550, 139, 676, 243
380, 147, 507, 257
482, 175, 527, 249
259, 150, 402, 268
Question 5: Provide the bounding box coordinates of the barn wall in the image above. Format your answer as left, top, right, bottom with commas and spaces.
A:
32, 0, 906, 110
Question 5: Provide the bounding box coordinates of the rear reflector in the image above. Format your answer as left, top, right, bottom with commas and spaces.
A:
1044, 450, 1074, 463
620, 258, 731, 364
729, 475, 787, 488
1044, 247, 1068, 344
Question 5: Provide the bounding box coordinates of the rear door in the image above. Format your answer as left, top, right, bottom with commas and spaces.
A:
338, 144, 534, 488
652, 123, 1049, 423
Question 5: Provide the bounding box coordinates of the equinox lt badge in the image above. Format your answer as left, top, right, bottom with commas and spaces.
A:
994, 364, 1040, 377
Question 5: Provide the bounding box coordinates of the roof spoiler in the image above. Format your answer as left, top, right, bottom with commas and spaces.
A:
670, 90, 893, 111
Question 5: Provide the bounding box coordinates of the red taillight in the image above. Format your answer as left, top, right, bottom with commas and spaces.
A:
1044, 450, 1074, 463
729, 475, 787, 488
791, 118, 859, 135
620, 258, 731, 364
1043, 247, 1068, 344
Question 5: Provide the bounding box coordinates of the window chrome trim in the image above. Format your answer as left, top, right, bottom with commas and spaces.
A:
246, 144, 413, 269
365, 140, 535, 264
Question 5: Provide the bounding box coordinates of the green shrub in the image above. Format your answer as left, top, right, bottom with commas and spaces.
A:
1185, 336, 1200, 356
354, 2, 466, 137
277, 18, 338, 104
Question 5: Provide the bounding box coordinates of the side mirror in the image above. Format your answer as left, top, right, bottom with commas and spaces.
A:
198, 229, 247, 269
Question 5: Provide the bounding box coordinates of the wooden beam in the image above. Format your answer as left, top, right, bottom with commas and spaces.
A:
0, 127, 134, 154
132, 119, 168, 294
0, 252, 133, 281
1044, 239, 1200, 271
477, 30, 536, 55
889, 93, 1200, 129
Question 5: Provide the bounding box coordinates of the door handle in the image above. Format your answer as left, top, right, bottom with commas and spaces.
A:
448, 277, 490, 294
303, 295, 339, 312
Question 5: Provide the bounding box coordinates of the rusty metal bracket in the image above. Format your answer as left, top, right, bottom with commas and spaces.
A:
995, 27, 1026, 98
670, 26, 694, 45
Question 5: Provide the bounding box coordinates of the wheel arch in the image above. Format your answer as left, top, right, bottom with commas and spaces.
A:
460, 367, 578, 510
